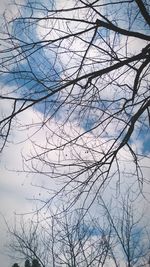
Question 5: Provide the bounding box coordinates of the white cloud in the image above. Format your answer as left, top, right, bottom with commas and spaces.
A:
0, 105, 45, 266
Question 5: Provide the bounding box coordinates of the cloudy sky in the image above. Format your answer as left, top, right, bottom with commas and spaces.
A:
0, 1, 41, 266
0, 1, 150, 267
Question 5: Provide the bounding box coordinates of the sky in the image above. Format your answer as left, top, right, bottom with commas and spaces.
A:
0, 1, 150, 267
0, 1, 41, 266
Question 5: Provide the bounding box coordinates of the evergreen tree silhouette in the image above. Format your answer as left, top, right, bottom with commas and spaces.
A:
32, 259, 41, 267
25, 259, 31, 267
12, 264, 20, 267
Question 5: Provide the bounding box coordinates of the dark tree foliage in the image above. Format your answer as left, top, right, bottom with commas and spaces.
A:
12, 263, 20, 267
32, 259, 41, 267
0, 0, 150, 208
25, 259, 31, 267
12, 259, 40, 267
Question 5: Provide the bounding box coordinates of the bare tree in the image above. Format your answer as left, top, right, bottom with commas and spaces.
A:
8, 189, 150, 267
97, 191, 150, 267
0, 0, 150, 207
8, 208, 112, 267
